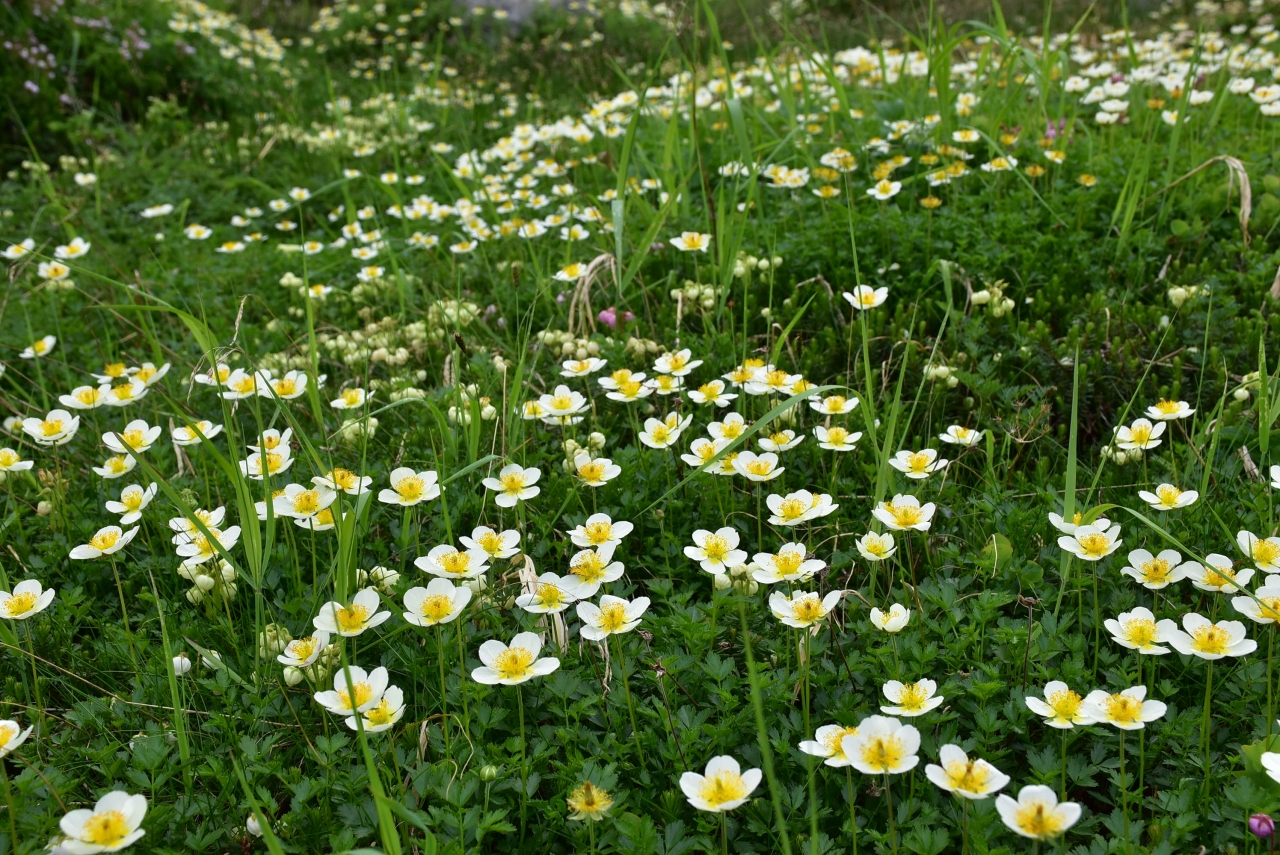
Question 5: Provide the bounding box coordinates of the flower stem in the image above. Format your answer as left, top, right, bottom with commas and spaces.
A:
108, 556, 138, 669
846, 766, 858, 855
0, 761, 15, 846
517, 685, 527, 843
1201, 660, 1214, 804
436, 626, 450, 752
613, 634, 643, 762
884, 774, 897, 855
1120, 731, 1129, 850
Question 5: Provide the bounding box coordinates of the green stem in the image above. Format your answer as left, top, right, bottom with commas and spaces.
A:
846, 766, 858, 855
884, 774, 897, 855
1120, 731, 1129, 851
613, 634, 644, 762
455, 620, 471, 728
737, 599, 793, 855
1, 760, 16, 848
518, 685, 528, 843
108, 556, 138, 669
1202, 660, 1214, 804
436, 626, 450, 752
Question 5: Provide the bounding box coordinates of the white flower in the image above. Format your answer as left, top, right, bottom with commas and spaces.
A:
314, 665, 389, 714
1162, 613, 1257, 659
330, 388, 369, 410
1232, 582, 1280, 625
1138, 483, 1197, 511
1047, 511, 1109, 535
578, 595, 650, 640
171, 421, 223, 446
458, 526, 520, 560
1024, 681, 1094, 729
758, 429, 802, 453
888, 448, 949, 480
1082, 686, 1168, 730
766, 490, 837, 526
516, 572, 583, 614
573, 452, 621, 486
843, 285, 889, 309
769, 589, 843, 628
539, 385, 589, 417
1238, 530, 1280, 574
104, 483, 158, 525
809, 394, 858, 415
0, 579, 56, 620
1057, 523, 1121, 561
752, 543, 824, 584
939, 425, 983, 445
880, 679, 944, 716
813, 425, 862, 451
679, 756, 761, 812
57, 790, 148, 854
798, 724, 861, 767
70, 526, 139, 560
22, 409, 80, 446
313, 589, 392, 637
688, 379, 737, 407
995, 785, 1081, 840
924, 745, 1011, 799
685, 527, 747, 575
1103, 607, 1175, 654
670, 231, 712, 252
277, 632, 331, 667
865, 180, 901, 201
869, 604, 910, 632
569, 513, 633, 548
346, 684, 406, 733
471, 631, 560, 685
1146, 399, 1194, 421
1113, 418, 1165, 450
566, 544, 625, 597
482, 463, 541, 507
732, 450, 783, 481
55, 236, 91, 259
414, 545, 490, 580
1, 238, 34, 260
654, 348, 703, 377
841, 715, 920, 774
856, 532, 896, 562
873, 494, 935, 531
379, 468, 440, 506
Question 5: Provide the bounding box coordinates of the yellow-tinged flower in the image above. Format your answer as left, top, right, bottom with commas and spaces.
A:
566, 781, 613, 821
841, 715, 920, 775
1025, 681, 1094, 728
996, 785, 1081, 840
680, 755, 761, 812
925, 745, 1011, 799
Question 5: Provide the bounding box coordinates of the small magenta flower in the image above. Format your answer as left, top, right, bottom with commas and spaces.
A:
1249, 814, 1275, 839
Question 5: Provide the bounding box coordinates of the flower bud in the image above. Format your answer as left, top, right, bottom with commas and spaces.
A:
247, 814, 265, 838
282, 666, 305, 687
1167, 285, 1188, 307
713, 573, 733, 590
588, 432, 606, 450
1250, 814, 1275, 839
36, 501, 52, 517
173, 653, 192, 676
480, 764, 500, 782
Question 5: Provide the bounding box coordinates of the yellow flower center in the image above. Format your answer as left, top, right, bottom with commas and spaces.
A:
942, 759, 990, 793
1014, 803, 1065, 838
1154, 399, 1181, 415
0, 450, 20, 467
1076, 532, 1113, 558
1201, 563, 1237, 589
616, 379, 643, 399
89, 530, 120, 551
550, 394, 574, 410
1102, 693, 1143, 724
291, 490, 322, 515
905, 452, 931, 473
777, 498, 807, 521
1254, 540, 1280, 566
665, 353, 688, 370
649, 425, 671, 443
263, 452, 285, 473
534, 583, 567, 609
499, 472, 527, 494
105, 456, 130, 474
121, 490, 145, 511
76, 388, 101, 406
821, 726, 858, 758
790, 597, 827, 624
701, 534, 730, 562
763, 370, 789, 389
772, 550, 804, 576
83, 810, 130, 846
571, 551, 608, 583
342, 389, 363, 406
1046, 689, 1083, 724
0, 724, 16, 748
859, 735, 906, 772
288, 637, 318, 661
420, 594, 455, 623
438, 551, 472, 576
745, 459, 774, 476
262, 434, 282, 450
1128, 424, 1152, 445
577, 461, 607, 483
894, 682, 929, 712
863, 536, 890, 558
1121, 618, 1159, 648
4, 591, 38, 617
395, 475, 425, 502
274, 378, 297, 396
475, 531, 505, 556
608, 369, 633, 385
136, 366, 157, 383
698, 771, 749, 808
329, 468, 358, 490
1190, 625, 1231, 655
31, 340, 49, 355
597, 601, 630, 633
1155, 485, 1182, 507
885, 502, 923, 527
565, 360, 589, 374
1259, 597, 1280, 622
40, 419, 64, 437
697, 382, 720, 398
365, 697, 397, 726
233, 376, 256, 394
335, 603, 371, 633
493, 646, 535, 681
1138, 558, 1171, 584
338, 681, 375, 711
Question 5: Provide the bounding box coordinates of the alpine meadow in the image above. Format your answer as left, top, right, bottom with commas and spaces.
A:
6, 0, 1280, 853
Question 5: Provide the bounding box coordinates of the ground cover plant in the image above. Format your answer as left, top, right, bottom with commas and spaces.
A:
6, 0, 1280, 852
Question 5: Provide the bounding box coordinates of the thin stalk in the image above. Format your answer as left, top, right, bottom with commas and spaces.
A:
108, 556, 138, 669
846, 766, 858, 855
1202, 660, 1214, 803
884, 774, 898, 855
613, 634, 644, 762
737, 599, 794, 855
1, 762, 16, 848
518, 685, 528, 843
436, 626, 450, 752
